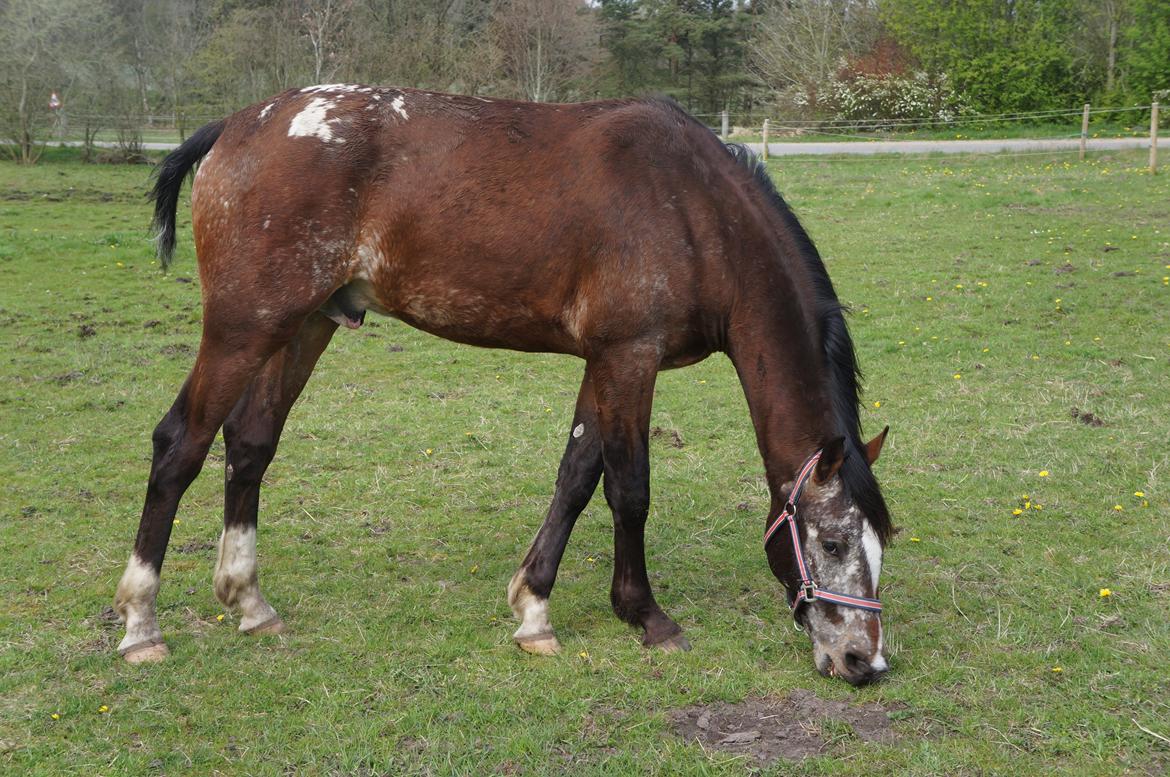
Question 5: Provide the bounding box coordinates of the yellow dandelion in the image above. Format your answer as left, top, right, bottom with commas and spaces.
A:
982, 347, 989, 353
953, 373, 961, 380
1024, 501, 1031, 509
1113, 504, 1123, 511
173, 518, 181, 525
910, 537, 921, 542
954, 284, 963, 289
51, 713, 60, 720
424, 448, 433, 456
926, 296, 933, 301
873, 401, 881, 408
698, 379, 707, 385
898, 340, 906, 346
1033, 504, 1043, 511
115, 262, 124, 268
98, 705, 109, 713
1012, 508, 1023, 516
1039, 470, 1049, 477
470, 564, 479, 574
1099, 588, 1112, 598
1051, 666, 1063, 674
1134, 491, 1145, 498
216, 614, 225, 622
579, 650, 589, 659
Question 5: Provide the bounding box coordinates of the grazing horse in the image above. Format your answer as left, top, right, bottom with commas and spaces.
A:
114, 85, 894, 685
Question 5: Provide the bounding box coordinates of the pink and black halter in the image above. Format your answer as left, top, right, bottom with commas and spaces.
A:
764, 450, 883, 616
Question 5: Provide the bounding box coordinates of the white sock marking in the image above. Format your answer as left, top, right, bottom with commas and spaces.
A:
115, 554, 162, 652
573, 423, 584, 439
215, 525, 278, 631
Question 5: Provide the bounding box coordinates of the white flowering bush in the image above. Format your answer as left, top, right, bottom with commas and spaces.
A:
820, 69, 967, 125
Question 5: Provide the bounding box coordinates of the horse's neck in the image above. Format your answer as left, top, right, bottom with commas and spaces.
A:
727, 306, 833, 500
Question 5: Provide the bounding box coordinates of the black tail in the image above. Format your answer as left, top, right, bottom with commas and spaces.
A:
149, 119, 226, 270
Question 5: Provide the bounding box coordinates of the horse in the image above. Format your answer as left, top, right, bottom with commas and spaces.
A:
114, 84, 894, 685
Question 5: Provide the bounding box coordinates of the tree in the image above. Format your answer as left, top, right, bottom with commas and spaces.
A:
0, 0, 95, 162
749, 0, 880, 114
490, 0, 598, 102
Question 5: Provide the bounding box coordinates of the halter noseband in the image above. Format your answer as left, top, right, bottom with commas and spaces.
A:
763, 450, 882, 617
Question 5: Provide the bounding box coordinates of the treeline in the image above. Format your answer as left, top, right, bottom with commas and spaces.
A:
3, 0, 1168, 161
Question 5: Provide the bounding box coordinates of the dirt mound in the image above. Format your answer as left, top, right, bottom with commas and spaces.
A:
670, 689, 903, 765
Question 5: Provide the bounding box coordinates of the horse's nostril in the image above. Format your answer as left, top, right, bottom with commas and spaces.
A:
844, 651, 871, 676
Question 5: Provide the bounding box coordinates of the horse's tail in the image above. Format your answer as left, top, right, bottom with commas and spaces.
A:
149, 119, 225, 270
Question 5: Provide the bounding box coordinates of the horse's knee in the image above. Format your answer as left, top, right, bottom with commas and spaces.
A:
223, 418, 277, 485
147, 408, 205, 493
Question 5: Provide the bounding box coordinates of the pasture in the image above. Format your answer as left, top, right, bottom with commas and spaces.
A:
1, 147, 1168, 774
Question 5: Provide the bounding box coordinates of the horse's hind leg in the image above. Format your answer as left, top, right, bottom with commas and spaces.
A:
508, 369, 603, 654
216, 313, 337, 634
115, 327, 291, 662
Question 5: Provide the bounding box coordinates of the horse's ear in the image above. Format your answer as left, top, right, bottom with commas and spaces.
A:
865, 426, 889, 466
814, 437, 846, 483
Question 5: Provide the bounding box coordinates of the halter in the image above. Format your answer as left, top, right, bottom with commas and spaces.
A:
763, 450, 883, 616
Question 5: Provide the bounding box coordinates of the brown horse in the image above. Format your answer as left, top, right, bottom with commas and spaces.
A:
114, 85, 894, 685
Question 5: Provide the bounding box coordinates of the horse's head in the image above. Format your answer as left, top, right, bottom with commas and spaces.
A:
765, 429, 890, 686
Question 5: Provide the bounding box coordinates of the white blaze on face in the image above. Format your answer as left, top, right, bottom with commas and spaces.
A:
288, 97, 345, 143
214, 525, 279, 632
114, 554, 162, 652
861, 520, 882, 593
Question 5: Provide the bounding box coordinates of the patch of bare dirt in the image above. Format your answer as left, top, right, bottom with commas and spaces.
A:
670, 690, 904, 765
1070, 407, 1105, 427
650, 426, 684, 449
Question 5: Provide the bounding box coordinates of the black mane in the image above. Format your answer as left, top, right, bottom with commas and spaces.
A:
726, 144, 893, 544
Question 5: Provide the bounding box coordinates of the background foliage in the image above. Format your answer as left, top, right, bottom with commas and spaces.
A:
2, 0, 1169, 160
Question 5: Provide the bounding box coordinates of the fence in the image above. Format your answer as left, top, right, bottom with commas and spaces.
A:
699, 102, 1165, 171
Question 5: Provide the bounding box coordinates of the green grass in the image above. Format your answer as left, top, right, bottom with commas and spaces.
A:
1, 149, 1168, 775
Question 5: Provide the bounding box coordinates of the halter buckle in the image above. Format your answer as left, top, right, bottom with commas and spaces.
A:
800, 582, 817, 602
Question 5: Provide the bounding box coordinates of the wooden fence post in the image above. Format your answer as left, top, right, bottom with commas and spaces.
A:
762, 119, 769, 161
1080, 103, 1090, 161
1150, 102, 1160, 174
721, 109, 729, 140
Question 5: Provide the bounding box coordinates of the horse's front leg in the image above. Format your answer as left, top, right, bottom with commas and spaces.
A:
508, 369, 604, 654
592, 348, 689, 651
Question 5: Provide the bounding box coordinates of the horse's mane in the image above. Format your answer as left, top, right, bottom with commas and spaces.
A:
725, 144, 893, 545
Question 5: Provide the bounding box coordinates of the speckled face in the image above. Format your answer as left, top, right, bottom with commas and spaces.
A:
767, 474, 887, 686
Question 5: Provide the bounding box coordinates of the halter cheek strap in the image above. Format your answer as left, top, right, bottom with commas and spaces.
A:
763, 450, 883, 616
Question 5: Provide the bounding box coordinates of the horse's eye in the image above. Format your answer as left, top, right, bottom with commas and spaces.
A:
821, 540, 841, 556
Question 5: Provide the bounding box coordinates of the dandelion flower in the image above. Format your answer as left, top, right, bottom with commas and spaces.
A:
1051, 666, 1063, 674
216, 614, 225, 622
910, 537, 921, 542
1099, 588, 1112, 598
1113, 504, 1123, 511
424, 448, 433, 456
51, 713, 60, 720
579, 650, 589, 659
98, 705, 109, 713
1012, 508, 1023, 516
470, 564, 479, 574
1039, 470, 1049, 477
1134, 491, 1145, 498
873, 401, 881, 408
953, 373, 961, 380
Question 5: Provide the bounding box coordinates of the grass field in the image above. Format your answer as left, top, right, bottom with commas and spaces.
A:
1, 148, 1168, 775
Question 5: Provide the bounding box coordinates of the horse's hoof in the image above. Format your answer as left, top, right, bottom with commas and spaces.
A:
244, 616, 286, 636
121, 641, 169, 664
515, 633, 561, 656
652, 633, 691, 653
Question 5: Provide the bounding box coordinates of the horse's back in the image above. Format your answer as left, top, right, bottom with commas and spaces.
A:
191, 86, 733, 360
